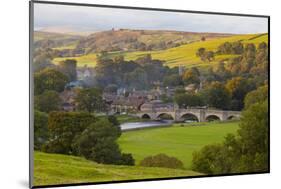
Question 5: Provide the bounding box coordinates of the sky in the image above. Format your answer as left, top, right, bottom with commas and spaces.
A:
34, 3, 268, 34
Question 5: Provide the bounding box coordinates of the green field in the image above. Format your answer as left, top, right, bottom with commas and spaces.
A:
34, 151, 200, 186
53, 52, 98, 67
118, 121, 239, 169
34, 121, 240, 186
53, 33, 268, 68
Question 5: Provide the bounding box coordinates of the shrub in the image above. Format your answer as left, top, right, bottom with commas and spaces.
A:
140, 154, 183, 169
89, 137, 123, 164
191, 143, 235, 174
119, 153, 135, 166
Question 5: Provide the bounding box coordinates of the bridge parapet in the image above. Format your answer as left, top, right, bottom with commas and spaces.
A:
135, 108, 241, 122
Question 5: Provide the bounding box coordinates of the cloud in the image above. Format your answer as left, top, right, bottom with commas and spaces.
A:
34, 3, 268, 34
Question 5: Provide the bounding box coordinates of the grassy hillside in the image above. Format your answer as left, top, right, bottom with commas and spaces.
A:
34, 151, 200, 186
120, 33, 268, 68
34, 31, 81, 50
53, 33, 267, 68
118, 121, 239, 169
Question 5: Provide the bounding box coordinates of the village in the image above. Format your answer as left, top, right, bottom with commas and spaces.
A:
59, 64, 201, 115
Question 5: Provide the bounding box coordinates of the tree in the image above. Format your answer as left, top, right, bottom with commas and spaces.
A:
72, 119, 134, 165
107, 115, 121, 127
213, 62, 232, 81
227, 56, 242, 75
251, 42, 268, 77
191, 100, 268, 174
34, 110, 49, 150
163, 74, 183, 87
160, 94, 173, 103
58, 59, 77, 81
240, 43, 256, 73
104, 84, 118, 94
231, 41, 244, 54
217, 42, 233, 54
196, 48, 206, 58
43, 112, 96, 154
205, 51, 215, 62
226, 77, 251, 110
244, 85, 268, 109
183, 68, 200, 85
201, 82, 231, 110
174, 93, 204, 108
237, 100, 268, 172
95, 57, 117, 86
126, 67, 148, 90
35, 90, 62, 113
34, 68, 69, 95
75, 88, 105, 113
217, 41, 244, 55
196, 48, 214, 62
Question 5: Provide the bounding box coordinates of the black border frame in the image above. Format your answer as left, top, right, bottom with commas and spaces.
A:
29, 0, 270, 188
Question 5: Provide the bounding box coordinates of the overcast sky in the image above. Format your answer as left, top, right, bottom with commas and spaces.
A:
34, 3, 268, 34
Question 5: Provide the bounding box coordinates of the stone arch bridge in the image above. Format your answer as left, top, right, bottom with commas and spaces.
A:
135, 108, 241, 122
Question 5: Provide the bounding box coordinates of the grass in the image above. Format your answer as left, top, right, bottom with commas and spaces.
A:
52, 42, 78, 50
34, 151, 200, 186
52, 33, 268, 68
121, 33, 268, 68
118, 121, 239, 169
53, 53, 98, 67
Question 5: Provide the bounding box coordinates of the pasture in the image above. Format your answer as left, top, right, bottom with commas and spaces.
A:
118, 121, 240, 169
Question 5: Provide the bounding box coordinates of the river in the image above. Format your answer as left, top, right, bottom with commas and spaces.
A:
120, 120, 173, 131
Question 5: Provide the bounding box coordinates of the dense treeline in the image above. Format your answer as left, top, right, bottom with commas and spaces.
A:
175, 42, 268, 110
35, 111, 135, 166
95, 53, 178, 90
192, 86, 268, 174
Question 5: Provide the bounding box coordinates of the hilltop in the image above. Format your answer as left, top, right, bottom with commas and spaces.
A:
76, 29, 232, 53
34, 31, 81, 49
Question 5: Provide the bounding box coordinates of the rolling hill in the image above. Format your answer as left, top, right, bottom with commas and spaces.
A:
76, 29, 231, 53
34, 151, 200, 186
53, 32, 268, 68
34, 31, 81, 49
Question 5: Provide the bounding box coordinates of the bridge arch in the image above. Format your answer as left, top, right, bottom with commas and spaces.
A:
180, 113, 199, 122
157, 113, 174, 120
227, 115, 239, 120
205, 115, 221, 122
141, 114, 151, 119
